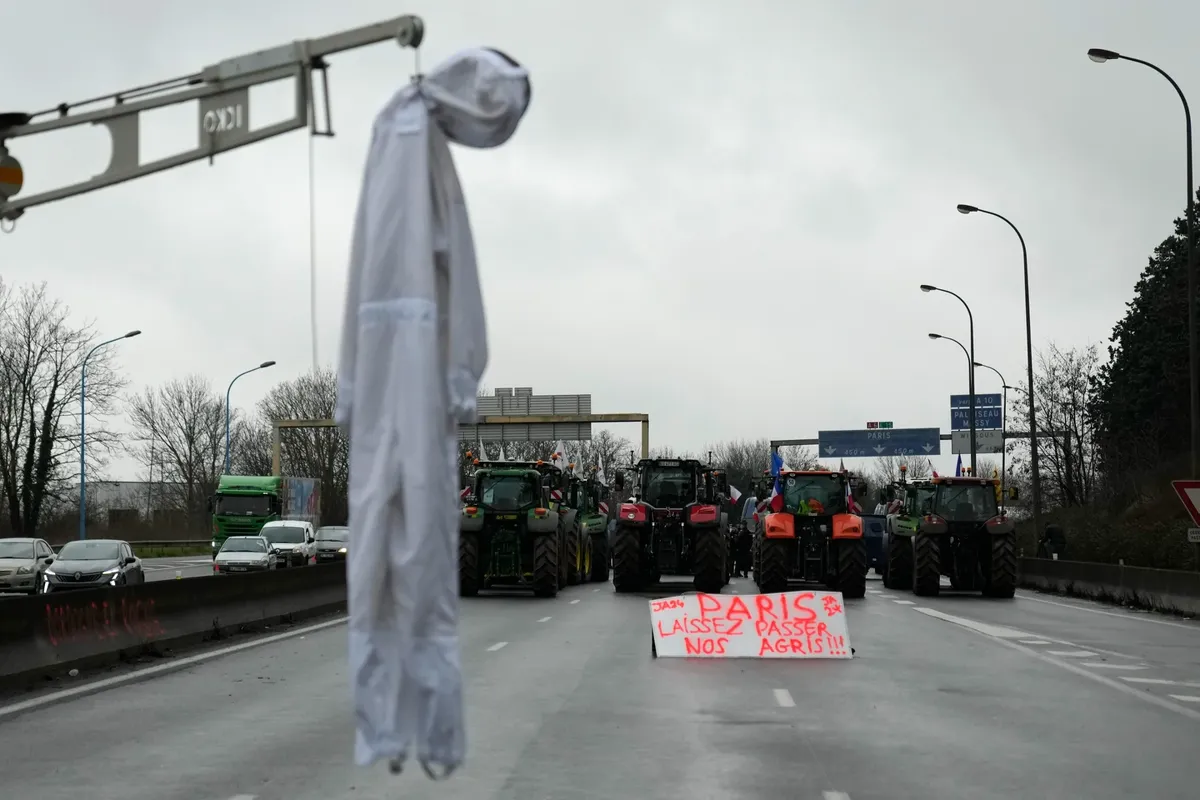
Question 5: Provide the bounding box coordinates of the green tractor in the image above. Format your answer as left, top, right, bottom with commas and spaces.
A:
879, 470, 936, 591
575, 467, 612, 583
459, 462, 560, 597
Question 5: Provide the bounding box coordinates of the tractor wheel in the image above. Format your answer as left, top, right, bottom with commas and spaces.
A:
884, 536, 913, 591
692, 527, 725, 594
756, 537, 789, 595
835, 539, 867, 599
912, 533, 941, 597
532, 534, 559, 598
557, 530, 570, 587
612, 526, 643, 593
579, 534, 593, 584
564, 529, 581, 586
985, 531, 1018, 598
459, 532, 480, 597
590, 534, 610, 582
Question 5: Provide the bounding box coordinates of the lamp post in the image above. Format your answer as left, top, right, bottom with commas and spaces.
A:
922, 284, 977, 473
1086, 48, 1197, 479
224, 360, 277, 475
79, 329, 141, 540
974, 361, 1014, 512
928, 332, 973, 473
956, 203, 1042, 536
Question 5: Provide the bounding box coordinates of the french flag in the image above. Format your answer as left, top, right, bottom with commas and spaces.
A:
844, 480, 862, 513
766, 449, 785, 512
729, 485, 742, 506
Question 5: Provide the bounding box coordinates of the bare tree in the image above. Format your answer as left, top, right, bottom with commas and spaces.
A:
0, 283, 127, 535
869, 455, 934, 488
125, 374, 226, 527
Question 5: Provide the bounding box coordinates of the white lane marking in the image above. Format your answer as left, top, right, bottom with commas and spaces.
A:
1081, 662, 1147, 670
914, 607, 1033, 639
1017, 592, 1200, 631
731, 589, 739, 594
0, 615, 348, 721
925, 615, 1200, 722
867, 590, 882, 595
892, 599, 916, 605
1122, 676, 1200, 688
877, 594, 895, 599
228, 795, 258, 800
537, 616, 552, 623
592, 588, 599, 592
773, 688, 795, 708
1169, 695, 1200, 703
487, 641, 508, 652
823, 793, 852, 800
569, 599, 580, 605
1020, 639, 1052, 645
1046, 650, 1099, 658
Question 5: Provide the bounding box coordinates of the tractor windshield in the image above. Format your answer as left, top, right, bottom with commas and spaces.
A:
782, 474, 844, 514
479, 474, 538, 511
934, 483, 998, 522
909, 487, 936, 515
642, 467, 695, 508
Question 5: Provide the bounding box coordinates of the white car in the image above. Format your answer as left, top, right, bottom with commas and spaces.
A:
260, 520, 316, 567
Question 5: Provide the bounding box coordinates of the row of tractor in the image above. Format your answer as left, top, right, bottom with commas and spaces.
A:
457, 451, 1018, 601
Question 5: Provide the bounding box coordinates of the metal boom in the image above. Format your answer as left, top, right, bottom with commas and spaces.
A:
0, 14, 425, 230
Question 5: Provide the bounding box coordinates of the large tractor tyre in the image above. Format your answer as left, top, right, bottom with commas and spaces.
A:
612, 527, 643, 593
756, 538, 789, 595
579, 534, 593, 584
557, 530, 570, 587
590, 534, 610, 583
692, 527, 726, 594
835, 539, 868, 599
985, 531, 1018, 598
565, 530, 582, 586
459, 532, 481, 597
532, 534, 559, 598
912, 533, 941, 597
884, 536, 913, 591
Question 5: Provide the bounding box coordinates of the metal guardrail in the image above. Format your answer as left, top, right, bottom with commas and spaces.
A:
49, 539, 210, 552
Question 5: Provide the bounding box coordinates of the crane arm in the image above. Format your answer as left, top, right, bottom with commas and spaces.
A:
0, 14, 424, 230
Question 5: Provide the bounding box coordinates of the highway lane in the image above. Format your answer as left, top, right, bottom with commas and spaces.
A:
142, 555, 218, 582
1, 577, 1197, 800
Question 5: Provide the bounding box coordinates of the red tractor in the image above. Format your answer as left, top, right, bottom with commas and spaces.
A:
611, 458, 729, 593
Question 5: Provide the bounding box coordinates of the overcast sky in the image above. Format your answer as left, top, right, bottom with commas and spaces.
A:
3, 0, 1195, 479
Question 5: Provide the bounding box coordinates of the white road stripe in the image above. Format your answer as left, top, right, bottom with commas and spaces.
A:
823, 793, 852, 800
228, 795, 258, 800
892, 599, 916, 605
1122, 676, 1200, 688
1017, 592, 1200, 630
569, 599, 580, 605
537, 616, 552, 622
487, 642, 508, 652
1168, 694, 1200, 703
592, 588, 599, 592
1046, 650, 1099, 658
867, 590, 882, 595
1020, 639, 1052, 645
1081, 662, 1147, 670
913, 607, 1033, 639
773, 688, 795, 708
0, 615, 348, 720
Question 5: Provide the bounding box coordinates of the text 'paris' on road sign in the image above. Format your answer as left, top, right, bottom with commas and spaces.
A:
817, 428, 942, 458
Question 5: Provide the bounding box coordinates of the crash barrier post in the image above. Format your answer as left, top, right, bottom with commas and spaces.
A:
0, 562, 347, 692
1019, 557, 1200, 616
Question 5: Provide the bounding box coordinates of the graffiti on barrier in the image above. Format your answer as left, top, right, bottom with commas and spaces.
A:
44, 597, 166, 647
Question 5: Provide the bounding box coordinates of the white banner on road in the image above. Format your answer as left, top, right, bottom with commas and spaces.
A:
649, 590, 853, 659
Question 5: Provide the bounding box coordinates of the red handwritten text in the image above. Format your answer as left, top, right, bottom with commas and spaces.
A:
44, 597, 166, 647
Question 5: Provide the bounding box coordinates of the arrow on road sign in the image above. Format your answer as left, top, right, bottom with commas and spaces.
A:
873, 445, 885, 454
1171, 480, 1200, 526
824, 446, 835, 455
922, 444, 935, 453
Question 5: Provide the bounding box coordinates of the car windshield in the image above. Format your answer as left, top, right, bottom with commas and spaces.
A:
214, 494, 272, 515
782, 475, 844, 514
479, 474, 537, 510
263, 525, 306, 544
221, 538, 266, 553
317, 527, 348, 542
0, 541, 34, 559
935, 483, 998, 521
58, 541, 121, 561
642, 466, 695, 507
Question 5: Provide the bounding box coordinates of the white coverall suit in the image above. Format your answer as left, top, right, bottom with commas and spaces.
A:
334, 47, 532, 777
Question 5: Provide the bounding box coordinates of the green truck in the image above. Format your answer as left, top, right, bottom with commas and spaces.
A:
208, 475, 322, 558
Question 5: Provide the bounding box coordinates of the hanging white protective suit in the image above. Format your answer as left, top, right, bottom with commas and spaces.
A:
335, 47, 532, 778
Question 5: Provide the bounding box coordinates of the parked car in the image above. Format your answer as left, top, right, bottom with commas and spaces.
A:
315, 526, 349, 562
260, 520, 316, 567
0, 537, 55, 594
43, 539, 144, 592
213, 535, 277, 574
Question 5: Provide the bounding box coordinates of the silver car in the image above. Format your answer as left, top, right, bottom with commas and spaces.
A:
0, 537, 55, 594
213, 536, 277, 574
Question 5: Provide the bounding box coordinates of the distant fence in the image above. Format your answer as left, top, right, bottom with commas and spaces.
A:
48, 540, 209, 552
1019, 557, 1200, 616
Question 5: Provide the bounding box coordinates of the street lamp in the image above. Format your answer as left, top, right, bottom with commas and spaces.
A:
922, 284, 978, 473
1086, 47, 1198, 480
224, 360, 276, 475
79, 329, 141, 540
929, 332, 974, 473
974, 361, 1014, 512
956, 202, 1043, 537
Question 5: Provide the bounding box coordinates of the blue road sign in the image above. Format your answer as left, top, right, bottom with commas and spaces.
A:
817, 428, 942, 458
950, 406, 1003, 430
950, 393, 1002, 409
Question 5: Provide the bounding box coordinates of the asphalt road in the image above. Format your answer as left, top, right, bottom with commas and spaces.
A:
1, 576, 1198, 800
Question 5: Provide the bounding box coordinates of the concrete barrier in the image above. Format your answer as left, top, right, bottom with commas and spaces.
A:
1019, 557, 1200, 616
0, 562, 348, 691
